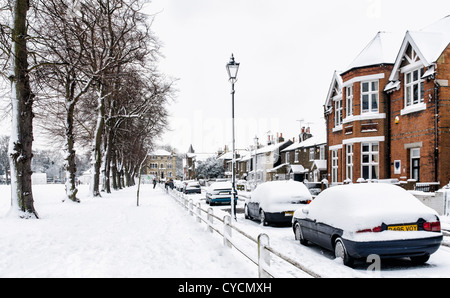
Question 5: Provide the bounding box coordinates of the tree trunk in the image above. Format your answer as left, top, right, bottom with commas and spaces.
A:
8, 0, 38, 218
90, 84, 106, 197
64, 96, 80, 203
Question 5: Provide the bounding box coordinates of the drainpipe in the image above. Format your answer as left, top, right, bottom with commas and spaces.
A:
434, 80, 439, 185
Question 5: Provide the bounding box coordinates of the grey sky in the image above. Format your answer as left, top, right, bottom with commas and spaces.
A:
1, 0, 449, 154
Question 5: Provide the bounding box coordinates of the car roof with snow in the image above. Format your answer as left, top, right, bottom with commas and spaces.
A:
252, 180, 312, 203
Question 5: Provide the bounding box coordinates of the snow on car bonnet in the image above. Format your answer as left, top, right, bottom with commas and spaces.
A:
253, 181, 312, 204
303, 183, 439, 232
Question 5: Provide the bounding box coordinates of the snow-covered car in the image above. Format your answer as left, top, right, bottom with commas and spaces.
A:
205, 181, 235, 205
183, 181, 201, 194
292, 183, 443, 267
174, 180, 184, 192
245, 180, 312, 226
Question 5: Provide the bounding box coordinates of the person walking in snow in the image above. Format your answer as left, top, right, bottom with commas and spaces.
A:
153, 178, 157, 189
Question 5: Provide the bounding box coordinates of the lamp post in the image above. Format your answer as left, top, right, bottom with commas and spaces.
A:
226, 54, 240, 221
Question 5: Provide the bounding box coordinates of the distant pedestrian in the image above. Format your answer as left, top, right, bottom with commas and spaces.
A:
153, 178, 157, 189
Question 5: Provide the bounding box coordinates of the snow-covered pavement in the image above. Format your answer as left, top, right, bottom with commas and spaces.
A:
0, 184, 256, 278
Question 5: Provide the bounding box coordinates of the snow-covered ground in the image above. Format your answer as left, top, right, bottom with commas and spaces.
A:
0, 184, 256, 278
1, 183, 449, 278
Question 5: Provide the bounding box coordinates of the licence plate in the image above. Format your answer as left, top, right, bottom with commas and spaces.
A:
285, 211, 294, 217
387, 225, 418, 231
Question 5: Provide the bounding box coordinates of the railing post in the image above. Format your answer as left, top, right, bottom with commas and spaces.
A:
197, 203, 202, 223
223, 215, 232, 248
207, 208, 214, 233
258, 233, 271, 278
189, 199, 193, 216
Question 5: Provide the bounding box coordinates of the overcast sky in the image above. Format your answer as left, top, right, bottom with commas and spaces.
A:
1, 0, 449, 154
145, 0, 450, 154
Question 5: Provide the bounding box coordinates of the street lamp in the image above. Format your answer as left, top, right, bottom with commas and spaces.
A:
226, 54, 240, 221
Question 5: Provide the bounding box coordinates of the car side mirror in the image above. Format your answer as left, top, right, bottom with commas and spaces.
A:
302, 208, 309, 215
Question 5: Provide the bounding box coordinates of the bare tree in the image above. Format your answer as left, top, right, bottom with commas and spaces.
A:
4, 0, 38, 218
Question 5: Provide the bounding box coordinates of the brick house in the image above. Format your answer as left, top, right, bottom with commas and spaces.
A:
324, 16, 450, 187
281, 129, 327, 182
385, 17, 450, 187
325, 31, 402, 184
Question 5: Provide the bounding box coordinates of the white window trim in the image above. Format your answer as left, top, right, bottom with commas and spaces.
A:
343, 136, 385, 145
331, 150, 339, 184
342, 73, 385, 88
400, 102, 426, 115
404, 67, 425, 108
334, 95, 343, 128
343, 113, 386, 124
346, 86, 353, 117
410, 148, 420, 181
361, 80, 379, 114
361, 142, 379, 180
346, 144, 353, 181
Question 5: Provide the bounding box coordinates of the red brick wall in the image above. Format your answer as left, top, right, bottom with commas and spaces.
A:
390, 46, 450, 186
437, 45, 450, 186
326, 65, 393, 183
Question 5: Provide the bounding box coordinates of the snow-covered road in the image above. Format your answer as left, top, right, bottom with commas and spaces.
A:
182, 188, 450, 278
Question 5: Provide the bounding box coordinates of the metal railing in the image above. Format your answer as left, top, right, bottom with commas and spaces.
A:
167, 188, 321, 278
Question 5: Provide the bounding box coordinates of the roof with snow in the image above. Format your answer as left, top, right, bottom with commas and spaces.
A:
282, 133, 326, 152
149, 149, 173, 156
344, 31, 404, 74
388, 15, 450, 82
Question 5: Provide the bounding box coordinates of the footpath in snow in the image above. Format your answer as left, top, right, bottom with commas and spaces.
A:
0, 184, 256, 278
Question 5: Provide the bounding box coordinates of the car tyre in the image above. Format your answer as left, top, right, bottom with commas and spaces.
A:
260, 209, 268, 226
244, 204, 251, 220
334, 238, 354, 267
294, 222, 308, 245
410, 254, 430, 265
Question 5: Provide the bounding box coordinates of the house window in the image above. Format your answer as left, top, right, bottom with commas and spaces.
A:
346, 144, 353, 181
331, 150, 338, 184
294, 150, 299, 163
405, 68, 424, 107
346, 86, 353, 117
410, 148, 420, 181
286, 152, 290, 164
361, 142, 379, 180
319, 146, 325, 160
334, 97, 343, 127
309, 148, 315, 161
361, 81, 379, 113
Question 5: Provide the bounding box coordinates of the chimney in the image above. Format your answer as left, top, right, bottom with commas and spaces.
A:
278, 133, 284, 143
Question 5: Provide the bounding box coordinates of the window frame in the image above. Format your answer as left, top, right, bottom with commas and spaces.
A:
361, 142, 379, 180
346, 85, 353, 117
404, 68, 424, 107
361, 80, 379, 113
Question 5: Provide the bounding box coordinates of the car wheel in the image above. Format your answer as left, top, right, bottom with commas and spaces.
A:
244, 204, 251, 220
334, 238, 354, 267
411, 255, 430, 265
294, 222, 308, 245
260, 209, 267, 226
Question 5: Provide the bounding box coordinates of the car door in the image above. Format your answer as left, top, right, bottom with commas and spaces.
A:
298, 208, 318, 243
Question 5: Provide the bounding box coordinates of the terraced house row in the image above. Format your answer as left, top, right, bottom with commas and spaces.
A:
324, 16, 449, 187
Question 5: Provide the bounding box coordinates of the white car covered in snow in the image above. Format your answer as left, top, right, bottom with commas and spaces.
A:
205, 181, 235, 205
245, 180, 312, 226
292, 183, 443, 267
